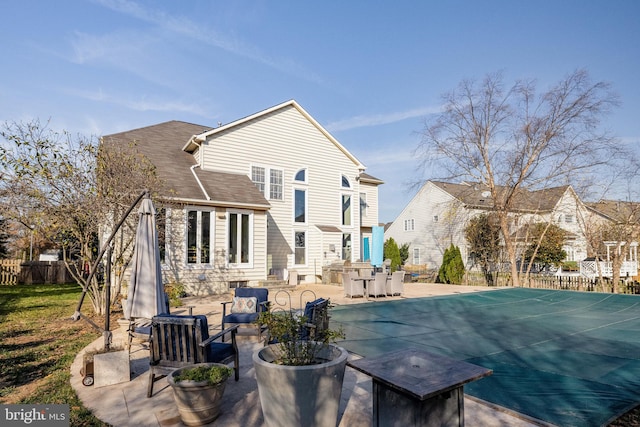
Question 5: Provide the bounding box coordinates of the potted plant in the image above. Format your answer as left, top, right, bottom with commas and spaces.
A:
253, 300, 347, 427
167, 363, 233, 426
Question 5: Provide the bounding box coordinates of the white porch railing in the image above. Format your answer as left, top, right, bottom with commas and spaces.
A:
580, 260, 638, 279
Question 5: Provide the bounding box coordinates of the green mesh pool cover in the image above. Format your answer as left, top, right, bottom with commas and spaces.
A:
331, 288, 640, 426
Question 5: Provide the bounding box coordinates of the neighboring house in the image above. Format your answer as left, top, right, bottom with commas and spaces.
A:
582, 200, 640, 278
384, 180, 590, 272
102, 100, 382, 295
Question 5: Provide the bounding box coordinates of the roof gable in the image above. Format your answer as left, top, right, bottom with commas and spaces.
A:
184, 100, 365, 170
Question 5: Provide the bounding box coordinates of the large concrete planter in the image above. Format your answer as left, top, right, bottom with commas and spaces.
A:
253, 343, 348, 427
167, 363, 230, 426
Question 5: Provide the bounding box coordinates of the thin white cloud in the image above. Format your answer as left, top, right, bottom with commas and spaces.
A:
325, 105, 442, 132
69, 30, 154, 65
93, 0, 324, 84
70, 88, 209, 116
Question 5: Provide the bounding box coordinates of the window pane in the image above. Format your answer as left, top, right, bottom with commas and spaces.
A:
295, 231, 305, 264
342, 195, 351, 226
270, 169, 283, 200
295, 169, 305, 182
229, 213, 237, 264
156, 208, 166, 263
200, 211, 210, 263
295, 189, 305, 223
187, 211, 197, 264
241, 214, 249, 263
252, 166, 265, 195
342, 233, 351, 260
342, 175, 350, 188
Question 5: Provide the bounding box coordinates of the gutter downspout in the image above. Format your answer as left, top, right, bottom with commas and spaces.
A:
191, 165, 211, 201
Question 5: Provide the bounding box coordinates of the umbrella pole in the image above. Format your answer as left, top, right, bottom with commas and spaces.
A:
72, 190, 149, 321
103, 245, 113, 350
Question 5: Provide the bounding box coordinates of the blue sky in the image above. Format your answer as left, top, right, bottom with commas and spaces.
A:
2, 0, 639, 223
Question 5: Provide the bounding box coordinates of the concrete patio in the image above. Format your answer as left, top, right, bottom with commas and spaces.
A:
71, 283, 547, 426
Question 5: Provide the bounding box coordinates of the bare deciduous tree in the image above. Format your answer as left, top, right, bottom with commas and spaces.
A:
0, 119, 165, 314
416, 70, 624, 286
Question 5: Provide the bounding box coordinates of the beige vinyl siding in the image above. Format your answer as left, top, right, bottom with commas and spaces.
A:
201, 105, 362, 281
163, 207, 267, 295
359, 182, 379, 227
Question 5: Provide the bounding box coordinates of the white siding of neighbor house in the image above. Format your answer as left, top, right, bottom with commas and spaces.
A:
385, 182, 469, 271
199, 104, 365, 283
385, 182, 594, 275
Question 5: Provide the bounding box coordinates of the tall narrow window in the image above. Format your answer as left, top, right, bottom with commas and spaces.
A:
156, 208, 166, 263
251, 166, 265, 195
186, 209, 213, 265
295, 231, 306, 265
228, 211, 252, 265
294, 189, 306, 223
360, 193, 367, 218
201, 211, 210, 263
342, 233, 352, 261
413, 248, 420, 265
342, 194, 351, 226
270, 169, 283, 200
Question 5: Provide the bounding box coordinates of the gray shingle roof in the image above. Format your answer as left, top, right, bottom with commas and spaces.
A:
587, 200, 640, 223
432, 181, 569, 213
102, 121, 269, 209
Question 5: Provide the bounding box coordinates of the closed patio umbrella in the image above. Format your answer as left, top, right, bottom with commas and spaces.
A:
124, 196, 167, 321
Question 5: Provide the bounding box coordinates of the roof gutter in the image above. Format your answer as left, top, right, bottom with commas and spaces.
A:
190, 165, 211, 201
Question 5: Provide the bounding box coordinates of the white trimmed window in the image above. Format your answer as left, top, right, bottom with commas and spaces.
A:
270, 169, 283, 200
251, 166, 283, 201
342, 233, 352, 261
294, 168, 306, 183
251, 166, 265, 195
228, 210, 253, 267
294, 231, 306, 265
404, 219, 415, 231
413, 248, 420, 265
294, 189, 306, 223
186, 209, 214, 265
341, 175, 351, 188
360, 193, 367, 217
342, 194, 352, 226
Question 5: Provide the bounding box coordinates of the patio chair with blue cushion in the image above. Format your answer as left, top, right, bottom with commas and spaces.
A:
299, 298, 330, 341
147, 314, 239, 397
221, 287, 270, 339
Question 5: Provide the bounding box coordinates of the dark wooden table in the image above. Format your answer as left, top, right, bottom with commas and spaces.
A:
347, 348, 492, 427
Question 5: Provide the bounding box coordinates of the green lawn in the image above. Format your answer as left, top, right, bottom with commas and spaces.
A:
0, 283, 111, 426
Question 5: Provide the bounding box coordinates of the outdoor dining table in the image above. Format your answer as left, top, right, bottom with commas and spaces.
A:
352, 276, 374, 299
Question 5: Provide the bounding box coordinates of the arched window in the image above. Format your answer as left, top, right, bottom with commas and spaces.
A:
341, 175, 350, 188
294, 168, 306, 182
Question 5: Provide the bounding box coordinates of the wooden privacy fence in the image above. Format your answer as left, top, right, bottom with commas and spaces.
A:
0, 259, 21, 285
0, 260, 77, 285
18, 261, 75, 285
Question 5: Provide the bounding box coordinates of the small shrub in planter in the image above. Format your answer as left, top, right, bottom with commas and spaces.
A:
168, 363, 233, 426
